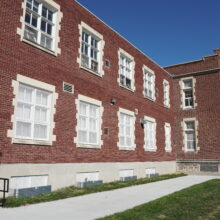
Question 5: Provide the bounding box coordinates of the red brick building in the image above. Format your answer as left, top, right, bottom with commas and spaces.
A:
164, 50, 220, 173
0, 0, 176, 192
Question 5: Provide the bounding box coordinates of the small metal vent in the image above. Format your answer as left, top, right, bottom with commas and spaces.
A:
63, 82, 74, 94
105, 60, 110, 67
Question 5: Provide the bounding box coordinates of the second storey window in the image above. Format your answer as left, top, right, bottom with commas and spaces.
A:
16, 84, 51, 141
24, 0, 57, 51
78, 101, 100, 145
184, 121, 196, 151
120, 55, 132, 89
81, 31, 100, 73
183, 79, 194, 108
163, 80, 170, 107
143, 66, 155, 100
118, 49, 135, 91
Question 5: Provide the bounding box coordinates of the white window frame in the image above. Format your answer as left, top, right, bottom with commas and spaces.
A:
74, 94, 104, 149
163, 80, 170, 108
7, 74, 58, 146
77, 22, 105, 77
144, 116, 157, 152
117, 108, 136, 151
17, 0, 63, 56
179, 77, 196, 109
182, 118, 199, 152
118, 48, 135, 91
143, 65, 155, 101
164, 123, 171, 152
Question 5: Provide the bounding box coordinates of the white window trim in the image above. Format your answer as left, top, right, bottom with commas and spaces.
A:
164, 122, 172, 152
74, 94, 104, 149
117, 108, 136, 151
179, 77, 197, 109
181, 118, 199, 153
142, 65, 155, 101
144, 115, 157, 152
77, 21, 105, 77
7, 74, 58, 145
163, 79, 170, 108
118, 48, 135, 92
17, 0, 63, 56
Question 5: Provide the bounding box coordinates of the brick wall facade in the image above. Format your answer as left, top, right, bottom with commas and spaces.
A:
165, 50, 220, 173
0, 0, 175, 165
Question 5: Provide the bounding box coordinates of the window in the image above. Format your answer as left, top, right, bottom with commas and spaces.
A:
143, 66, 155, 100
78, 22, 105, 76
78, 101, 100, 145
16, 84, 51, 141
144, 116, 156, 151
81, 31, 100, 73
163, 80, 170, 107
119, 169, 134, 178
184, 121, 196, 151
74, 95, 103, 148
118, 108, 135, 150
165, 123, 171, 152
7, 74, 57, 145
17, 0, 62, 55
118, 49, 135, 91
181, 78, 195, 108
76, 172, 99, 183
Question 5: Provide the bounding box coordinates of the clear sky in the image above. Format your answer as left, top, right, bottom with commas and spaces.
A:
76, 0, 220, 67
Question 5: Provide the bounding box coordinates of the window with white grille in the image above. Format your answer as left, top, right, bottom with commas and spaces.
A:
120, 55, 133, 89
184, 121, 196, 151
144, 68, 155, 100
119, 113, 133, 149
163, 80, 170, 107
81, 30, 101, 73
144, 117, 156, 151
16, 84, 51, 141
78, 101, 100, 145
183, 79, 194, 108
23, 0, 58, 51
165, 123, 171, 152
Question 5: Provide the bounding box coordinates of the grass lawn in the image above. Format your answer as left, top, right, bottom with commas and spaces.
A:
97, 179, 220, 220
2, 173, 185, 208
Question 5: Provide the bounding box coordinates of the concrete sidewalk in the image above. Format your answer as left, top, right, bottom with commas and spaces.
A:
0, 175, 219, 220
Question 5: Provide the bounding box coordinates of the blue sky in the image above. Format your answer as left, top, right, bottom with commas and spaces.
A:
76, 0, 220, 66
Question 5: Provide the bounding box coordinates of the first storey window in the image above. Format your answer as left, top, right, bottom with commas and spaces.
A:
23, 0, 59, 52
184, 121, 196, 151
165, 123, 171, 152
119, 113, 133, 149
16, 84, 52, 141
183, 79, 194, 108
144, 117, 156, 151
81, 30, 100, 73
143, 68, 155, 100
78, 101, 100, 145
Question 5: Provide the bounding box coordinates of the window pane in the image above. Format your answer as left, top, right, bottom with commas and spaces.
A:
25, 13, 31, 24
24, 25, 38, 43
41, 20, 46, 32
186, 122, 194, 130
79, 116, 87, 129
78, 130, 87, 143
184, 80, 192, 88
16, 122, 32, 138
47, 24, 52, 35
42, 6, 47, 18
34, 124, 47, 139
79, 102, 87, 116
31, 16, 38, 28
89, 132, 97, 144
48, 10, 53, 21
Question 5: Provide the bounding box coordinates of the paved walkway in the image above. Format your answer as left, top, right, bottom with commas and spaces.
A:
0, 175, 219, 220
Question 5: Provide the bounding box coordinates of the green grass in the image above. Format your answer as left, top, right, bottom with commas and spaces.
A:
3, 173, 185, 208
97, 179, 220, 220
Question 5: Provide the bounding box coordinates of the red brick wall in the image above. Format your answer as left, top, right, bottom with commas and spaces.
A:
165, 52, 220, 160
0, 0, 175, 164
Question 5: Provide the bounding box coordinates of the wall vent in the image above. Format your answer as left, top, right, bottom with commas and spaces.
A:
63, 82, 74, 94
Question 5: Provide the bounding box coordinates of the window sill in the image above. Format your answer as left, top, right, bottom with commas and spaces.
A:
76, 143, 101, 149
144, 148, 157, 152
165, 148, 172, 153
22, 38, 57, 56
183, 106, 195, 110
119, 146, 135, 151
119, 84, 134, 92
12, 138, 52, 146
80, 65, 102, 78
144, 96, 155, 102
164, 104, 170, 109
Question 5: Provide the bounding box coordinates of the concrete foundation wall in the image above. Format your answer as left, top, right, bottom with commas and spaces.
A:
0, 161, 176, 191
